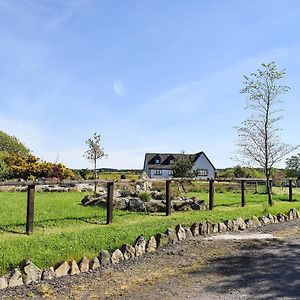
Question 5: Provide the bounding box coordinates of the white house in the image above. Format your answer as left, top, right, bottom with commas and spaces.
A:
143, 152, 215, 179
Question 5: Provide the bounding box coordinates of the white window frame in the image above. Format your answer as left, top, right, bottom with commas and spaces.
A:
154, 169, 162, 175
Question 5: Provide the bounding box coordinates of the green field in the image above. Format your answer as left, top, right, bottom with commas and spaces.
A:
0, 187, 299, 275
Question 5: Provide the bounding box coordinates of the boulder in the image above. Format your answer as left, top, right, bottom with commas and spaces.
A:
259, 216, 270, 226
190, 223, 200, 237
244, 219, 253, 229
54, 261, 70, 278
267, 214, 275, 224
151, 191, 164, 200
79, 257, 90, 273
128, 198, 146, 212
0, 276, 8, 290
175, 224, 186, 241
224, 220, 233, 231
212, 224, 219, 233
134, 236, 146, 257
166, 228, 178, 244
156, 233, 169, 247
22, 260, 42, 284
41, 267, 55, 281
173, 201, 193, 212
121, 244, 136, 260
146, 236, 157, 253
99, 250, 111, 267
251, 216, 261, 227
145, 201, 166, 213
8, 269, 23, 288
190, 200, 207, 211
111, 249, 124, 264
185, 228, 194, 239
81, 194, 105, 206
69, 260, 80, 276
235, 217, 246, 230
206, 221, 213, 235
218, 222, 227, 232
199, 222, 207, 235
90, 257, 100, 270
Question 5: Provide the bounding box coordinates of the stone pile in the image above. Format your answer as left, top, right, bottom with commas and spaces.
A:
1, 208, 300, 291
81, 194, 207, 212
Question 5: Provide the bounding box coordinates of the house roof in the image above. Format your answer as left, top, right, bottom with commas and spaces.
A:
144, 152, 215, 170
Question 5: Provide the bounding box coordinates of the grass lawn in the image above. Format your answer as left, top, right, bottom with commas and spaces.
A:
0, 187, 299, 275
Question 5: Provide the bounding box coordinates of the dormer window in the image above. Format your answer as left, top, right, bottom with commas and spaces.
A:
169, 159, 174, 164
155, 158, 160, 164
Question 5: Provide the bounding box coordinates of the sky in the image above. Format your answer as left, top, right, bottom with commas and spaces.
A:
0, 0, 300, 170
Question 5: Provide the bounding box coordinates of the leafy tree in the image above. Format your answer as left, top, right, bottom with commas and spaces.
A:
0, 131, 30, 156
285, 154, 300, 177
236, 62, 298, 205
172, 152, 193, 178
84, 132, 107, 193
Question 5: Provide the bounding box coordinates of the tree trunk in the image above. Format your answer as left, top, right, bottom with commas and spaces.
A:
266, 177, 273, 206
94, 159, 97, 194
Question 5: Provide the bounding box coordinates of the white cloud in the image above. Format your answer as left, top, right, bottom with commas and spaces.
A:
113, 80, 125, 96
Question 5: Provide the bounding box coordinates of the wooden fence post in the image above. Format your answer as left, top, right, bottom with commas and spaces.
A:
26, 184, 35, 235
209, 179, 214, 210
241, 180, 245, 207
289, 179, 293, 202
166, 180, 171, 216
106, 182, 114, 224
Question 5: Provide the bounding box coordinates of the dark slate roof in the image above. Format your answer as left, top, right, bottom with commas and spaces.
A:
144, 152, 215, 170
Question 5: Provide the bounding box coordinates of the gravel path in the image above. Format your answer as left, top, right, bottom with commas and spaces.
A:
2, 219, 300, 300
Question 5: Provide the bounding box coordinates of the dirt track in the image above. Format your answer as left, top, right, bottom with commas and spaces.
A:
2, 219, 300, 300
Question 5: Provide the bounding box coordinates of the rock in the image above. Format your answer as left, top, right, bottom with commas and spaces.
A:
267, 213, 275, 224
128, 198, 146, 212
134, 236, 146, 257
114, 198, 129, 210
146, 236, 157, 253
81, 194, 106, 206
41, 267, 55, 281
54, 261, 70, 278
176, 224, 186, 241
244, 219, 253, 229
151, 191, 164, 200
190, 200, 207, 211
206, 221, 213, 235
218, 222, 227, 232
22, 260, 42, 284
259, 216, 270, 225
276, 213, 285, 222
79, 257, 90, 273
89, 257, 100, 270
231, 220, 239, 231
190, 223, 200, 237
224, 220, 233, 231
166, 228, 178, 244
8, 268, 23, 287
173, 201, 193, 211
121, 244, 136, 260
99, 250, 111, 267
145, 201, 166, 213
69, 260, 80, 276
0, 276, 8, 290
111, 249, 124, 264
199, 222, 207, 235
212, 224, 219, 233
185, 228, 194, 239
156, 233, 169, 247
288, 208, 298, 220
251, 216, 261, 227
235, 217, 246, 230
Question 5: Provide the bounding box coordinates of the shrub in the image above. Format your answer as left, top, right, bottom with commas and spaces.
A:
139, 192, 152, 202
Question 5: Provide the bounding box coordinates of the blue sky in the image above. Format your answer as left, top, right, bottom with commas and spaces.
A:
0, 0, 299, 169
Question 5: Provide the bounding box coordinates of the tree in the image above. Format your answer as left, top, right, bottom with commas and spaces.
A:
285, 154, 300, 178
236, 62, 297, 205
172, 152, 193, 178
84, 132, 107, 193
0, 131, 30, 156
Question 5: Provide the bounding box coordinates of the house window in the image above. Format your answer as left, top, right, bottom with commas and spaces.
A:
169, 159, 174, 164
154, 169, 162, 175
169, 170, 173, 175
155, 159, 160, 164
199, 169, 208, 176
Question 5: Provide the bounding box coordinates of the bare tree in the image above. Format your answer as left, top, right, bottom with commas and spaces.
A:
236, 62, 298, 205
84, 132, 107, 193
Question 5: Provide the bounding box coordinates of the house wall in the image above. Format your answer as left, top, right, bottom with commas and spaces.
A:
192, 153, 215, 179
149, 169, 171, 179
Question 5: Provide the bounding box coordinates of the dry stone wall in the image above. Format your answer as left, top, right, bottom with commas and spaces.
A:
0, 208, 300, 291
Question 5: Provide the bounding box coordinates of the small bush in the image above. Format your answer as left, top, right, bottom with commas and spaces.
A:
139, 192, 151, 202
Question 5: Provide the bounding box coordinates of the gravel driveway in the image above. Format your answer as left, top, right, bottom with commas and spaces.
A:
2, 219, 300, 300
